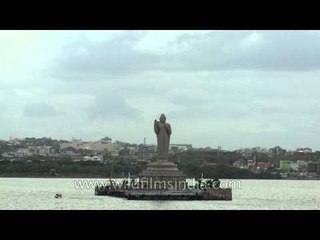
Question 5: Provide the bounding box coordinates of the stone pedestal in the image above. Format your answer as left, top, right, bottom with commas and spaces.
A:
139, 160, 186, 190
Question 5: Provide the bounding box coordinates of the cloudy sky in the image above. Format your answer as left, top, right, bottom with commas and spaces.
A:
1, 30, 320, 150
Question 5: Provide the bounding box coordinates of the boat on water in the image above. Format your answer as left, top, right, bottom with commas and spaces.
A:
55, 193, 62, 199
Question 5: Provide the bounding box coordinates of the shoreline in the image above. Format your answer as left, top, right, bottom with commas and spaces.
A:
0, 173, 319, 180
0, 173, 110, 178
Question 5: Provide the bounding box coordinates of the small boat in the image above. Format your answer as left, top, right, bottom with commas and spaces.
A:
55, 193, 62, 199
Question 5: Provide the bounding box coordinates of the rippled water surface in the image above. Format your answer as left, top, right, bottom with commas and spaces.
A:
1, 178, 320, 210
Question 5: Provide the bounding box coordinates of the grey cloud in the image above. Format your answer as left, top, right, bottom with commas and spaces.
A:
52, 31, 320, 79
53, 31, 164, 78
87, 94, 140, 120
24, 103, 58, 118
171, 31, 320, 71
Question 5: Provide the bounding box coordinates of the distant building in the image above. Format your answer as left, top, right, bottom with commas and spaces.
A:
82, 155, 103, 162
289, 161, 299, 172
60, 137, 120, 155
137, 144, 157, 161
28, 146, 53, 156
297, 160, 308, 171
38, 146, 53, 156
308, 162, 320, 173
8, 138, 22, 146
169, 144, 192, 151
247, 159, 255, 168
1, 152, 16, 160
139, 144, 157, 152
280, 160, 291, 172
59, 149, 80, 160
203, 147, 213, 151
235, 147, 268, 157
268, 146, 286, 157
256, 162, 272, 171
295, 148, 312, 153
110, 144, 121, 157
249, 159, 305, 173
233, 159, 246, 168
17, 148, 32, 157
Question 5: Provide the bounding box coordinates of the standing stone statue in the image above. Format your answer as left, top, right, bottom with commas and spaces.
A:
154, 114, 171, 160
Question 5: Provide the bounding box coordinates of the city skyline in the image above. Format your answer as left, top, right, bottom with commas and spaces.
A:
2, 30, 320, 150
1, 135, 317, 152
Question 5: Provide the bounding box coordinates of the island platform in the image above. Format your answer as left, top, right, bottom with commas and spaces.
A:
95, 187, 232, 200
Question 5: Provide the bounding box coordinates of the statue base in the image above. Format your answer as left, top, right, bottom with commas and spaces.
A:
139, 160, 186, 190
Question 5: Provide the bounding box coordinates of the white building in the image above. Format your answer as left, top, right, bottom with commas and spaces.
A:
60, 137, 120, 155
17, 148, 32, 157
28, 146, 53, 156
37, 146, 53, 155
290, 161, 299, 171
295, 148, 312, 153
169, 144, 192, 151
297, 160, 308, 171
82, 155, 103, 162
247, 159, 255, 168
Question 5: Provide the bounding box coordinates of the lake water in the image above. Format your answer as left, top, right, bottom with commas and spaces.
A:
0, 178, 320, 210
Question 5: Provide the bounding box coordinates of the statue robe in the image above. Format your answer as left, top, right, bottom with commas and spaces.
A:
154, 122, 171, 160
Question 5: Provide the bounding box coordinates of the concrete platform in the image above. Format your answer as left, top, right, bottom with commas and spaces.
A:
95, 188, 232, 200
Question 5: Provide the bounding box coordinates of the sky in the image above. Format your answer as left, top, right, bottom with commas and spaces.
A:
1, 30, 320, 150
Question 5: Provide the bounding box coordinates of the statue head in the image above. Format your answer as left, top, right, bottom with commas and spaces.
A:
159, 113, 166, 123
